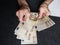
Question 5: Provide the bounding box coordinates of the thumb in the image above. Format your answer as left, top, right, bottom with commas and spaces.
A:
38, 11, 43, 19
26, 12, 30, 21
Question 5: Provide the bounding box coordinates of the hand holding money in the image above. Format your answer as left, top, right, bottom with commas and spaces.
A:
16, 7, 30, 22
14, 12, 55, 44
16, 6, 50, 22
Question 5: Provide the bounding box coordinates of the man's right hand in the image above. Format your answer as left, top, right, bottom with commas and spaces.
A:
16, 8, 30, 22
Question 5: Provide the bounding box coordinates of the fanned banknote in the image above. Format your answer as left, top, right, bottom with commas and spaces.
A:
14, 12, 55, 44
14, 15, 38, 44
30, 12, 55, 31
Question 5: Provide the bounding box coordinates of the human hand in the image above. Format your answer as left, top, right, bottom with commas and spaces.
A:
16, 6, 30, 22
38, 5, 50, 19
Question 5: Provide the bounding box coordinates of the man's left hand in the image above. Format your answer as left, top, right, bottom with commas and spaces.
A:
38, 6, 50, 19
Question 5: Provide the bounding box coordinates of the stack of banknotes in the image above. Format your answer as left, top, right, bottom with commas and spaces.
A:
14, 12, 55, 44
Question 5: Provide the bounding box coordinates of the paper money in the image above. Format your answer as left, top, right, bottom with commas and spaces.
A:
14, 16, 38, 44
14, 12, 55, 44
32, 13, 55, 31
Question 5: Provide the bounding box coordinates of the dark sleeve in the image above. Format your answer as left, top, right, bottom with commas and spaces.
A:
26, 0, 45, 12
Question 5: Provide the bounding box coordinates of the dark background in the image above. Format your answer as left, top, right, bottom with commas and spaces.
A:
0, 0, 60, 45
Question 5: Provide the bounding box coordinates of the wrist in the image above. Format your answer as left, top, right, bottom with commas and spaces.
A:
20, 4, 29, 9
20, 4, 30, 10
40, 0, 53, 8
40, 2, 48, 8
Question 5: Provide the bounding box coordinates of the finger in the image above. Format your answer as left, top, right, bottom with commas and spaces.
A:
24, 9, 30, 20
16, 11, 20, 17
23, 11, 30, 21
25, 12, 30, 20
38, 11, 43, 19
46, 10, 51, 16
19, 11, 24, 22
